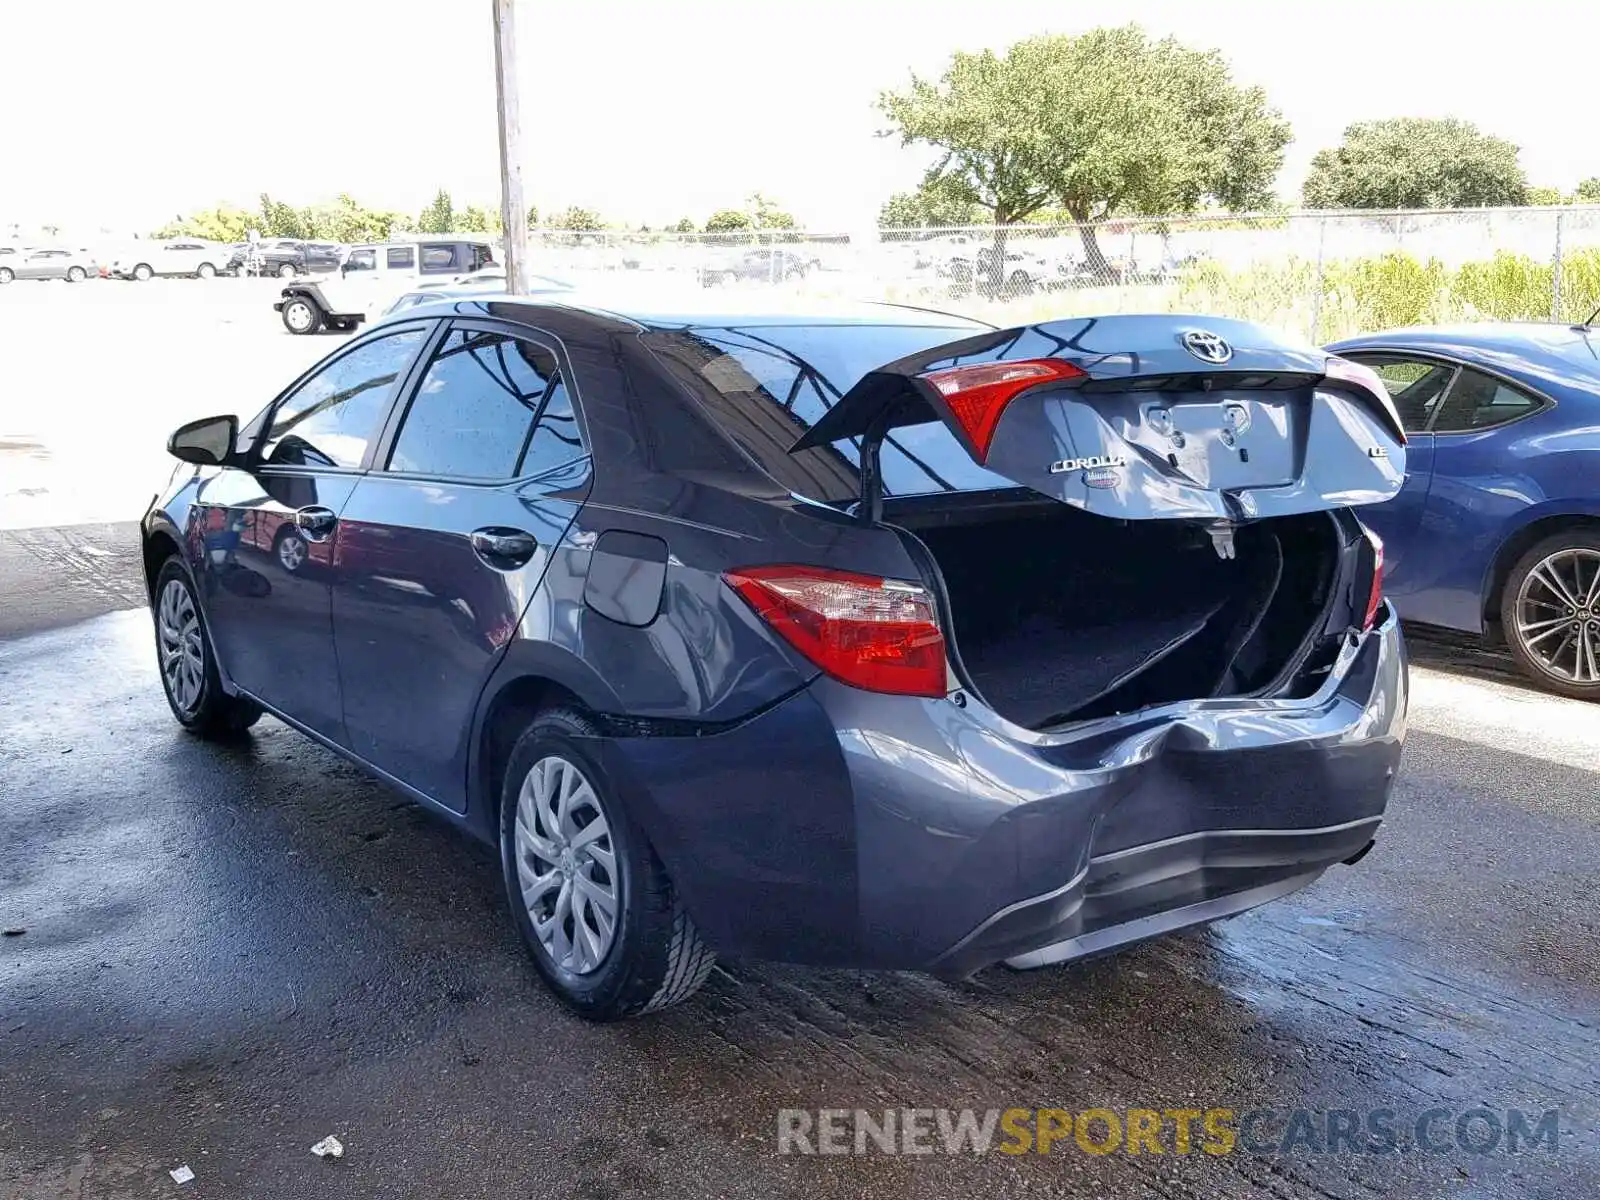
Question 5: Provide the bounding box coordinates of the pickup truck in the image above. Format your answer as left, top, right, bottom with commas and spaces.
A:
274, 239, 496, 334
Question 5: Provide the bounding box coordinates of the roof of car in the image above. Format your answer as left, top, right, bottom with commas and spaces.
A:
1330, 322, 1600, 382
387, 288, 992, 332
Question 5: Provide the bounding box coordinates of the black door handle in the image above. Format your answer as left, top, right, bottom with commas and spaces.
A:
294, 505, 338, 540
470, 527, 538, 568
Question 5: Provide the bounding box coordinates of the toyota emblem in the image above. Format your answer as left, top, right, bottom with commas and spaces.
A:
1182, 330, 1233, 364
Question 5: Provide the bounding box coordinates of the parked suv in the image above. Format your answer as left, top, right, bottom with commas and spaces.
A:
143, 302, 1406, 1020
110, 239, 232, 280
229, 239, 343, 278
274, 239, 495, 334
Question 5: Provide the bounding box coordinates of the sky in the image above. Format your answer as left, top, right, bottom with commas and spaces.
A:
2, 0, 1597, 236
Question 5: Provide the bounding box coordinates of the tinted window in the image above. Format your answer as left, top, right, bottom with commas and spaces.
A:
387, 329, 581, 479
471, 244, 494, 271
641, 323, 1008, 502
1433, 368, 1544, 432
345, 248, 376, 272
420, 245, 457, 273
262, 328, 425, 468
1351, 355, 1456, 433
387, 246, 416, 270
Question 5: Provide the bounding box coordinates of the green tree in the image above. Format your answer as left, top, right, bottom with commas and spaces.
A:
527, 204, 540, 228
153, 204, 253, 242
550, 206, 603, 231
1526, 186, 1568, 206
1303, 118, 1527, 210
748, 192, 797, 230
458, 204, 501, 234
1576, 178, 1600, 204
670, 217, 698, 234
879, 178, 988, 228
257, 194, 305, 238
418, 188, 455, 234
879, 26, 1290, 278
704, 209, 753, 233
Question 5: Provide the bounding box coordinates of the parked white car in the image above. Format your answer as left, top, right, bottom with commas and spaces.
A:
110, 239, 233, 280
0, 246, 98, 283
274, 239, 496, 334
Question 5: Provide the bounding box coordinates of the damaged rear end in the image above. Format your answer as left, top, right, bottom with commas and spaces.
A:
635, 311, 1408, 977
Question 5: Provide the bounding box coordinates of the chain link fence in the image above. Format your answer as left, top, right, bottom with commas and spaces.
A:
517, 206, 1600, 341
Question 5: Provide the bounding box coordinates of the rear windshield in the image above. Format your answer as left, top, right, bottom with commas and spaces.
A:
640, 323, 1011, 502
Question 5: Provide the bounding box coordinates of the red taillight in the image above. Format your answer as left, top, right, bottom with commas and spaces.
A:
919, 358, 1086, 461
1363, 528, 1385, 630
724, 564, 946, 697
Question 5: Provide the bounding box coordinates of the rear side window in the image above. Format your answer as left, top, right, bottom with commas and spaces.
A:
1433, 368, 1545, 432
261, 328, 425, 468
386, 246, 416, 270
386, 328, 582, 479
1351, 355, 1456, 434
471, 244, 494, 271
641, 323, 1010, 502
420, 245, 458, 274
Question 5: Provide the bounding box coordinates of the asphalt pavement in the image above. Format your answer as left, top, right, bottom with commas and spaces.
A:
0, 525, 1596, 1199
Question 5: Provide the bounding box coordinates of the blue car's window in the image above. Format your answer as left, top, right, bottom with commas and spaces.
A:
261, 328, 424, 469
1350, 355, 1456, 434
1433, 368, 1544, 433
642, 323, 1012, 502
388, 329, 580, 480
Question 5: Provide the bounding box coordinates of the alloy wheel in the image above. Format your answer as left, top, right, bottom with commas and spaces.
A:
277, 532, 307, 572
1515, 547, 1600, 684
513, 755, 619, 976
157, 578, 206, 714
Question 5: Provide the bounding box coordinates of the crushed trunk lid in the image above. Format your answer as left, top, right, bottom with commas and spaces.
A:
791, 314, 1406, 526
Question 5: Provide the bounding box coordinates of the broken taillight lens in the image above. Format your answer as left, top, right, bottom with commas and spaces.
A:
724, 564, 947, 697
1363, 528, 1385, 630
919, 358, 1086, 461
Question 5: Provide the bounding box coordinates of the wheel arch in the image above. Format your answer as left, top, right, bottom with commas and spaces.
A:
141, 525, 185, 602
1483, 510, 1600, 626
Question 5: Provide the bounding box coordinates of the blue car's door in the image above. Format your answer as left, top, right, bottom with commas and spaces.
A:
192, 325, 430, 741
1397, 365, 1552, 631
1338, 354, 1458, 593
330, 320, 589, 810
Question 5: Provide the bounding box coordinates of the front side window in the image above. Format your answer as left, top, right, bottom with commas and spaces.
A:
387, 328, 581, 479
1433, 368, 1545, 432
260, 328, 425, 468
386, 246, 416, 270
345, 248, 376, 272
1347, 354, 1456, 434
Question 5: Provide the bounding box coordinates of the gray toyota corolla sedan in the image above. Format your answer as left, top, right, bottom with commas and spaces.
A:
141, 297, 1407, 1020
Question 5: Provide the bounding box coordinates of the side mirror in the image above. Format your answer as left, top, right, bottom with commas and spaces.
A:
168, 414, 238, 466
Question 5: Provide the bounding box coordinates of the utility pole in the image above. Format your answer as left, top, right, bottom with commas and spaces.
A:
492, 0, 529, 294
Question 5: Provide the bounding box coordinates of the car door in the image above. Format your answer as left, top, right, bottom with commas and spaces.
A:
191, 323, 432, 740
1399, 365, 1551, 630
331, 319, 590, 809
1337, 352, 1458, 593
19, 251, 61, 280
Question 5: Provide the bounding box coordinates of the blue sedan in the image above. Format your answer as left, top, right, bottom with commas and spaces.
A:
1329, 321, 1600, 698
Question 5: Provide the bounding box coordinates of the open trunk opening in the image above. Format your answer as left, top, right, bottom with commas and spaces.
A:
894, 496, 1341, 729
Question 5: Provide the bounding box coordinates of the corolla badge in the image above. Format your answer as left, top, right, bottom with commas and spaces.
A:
1048, 453, 1128, 475
1182, 329, 1233, 364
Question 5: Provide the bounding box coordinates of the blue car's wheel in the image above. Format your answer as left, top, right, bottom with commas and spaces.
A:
1504, 531, 1600, 701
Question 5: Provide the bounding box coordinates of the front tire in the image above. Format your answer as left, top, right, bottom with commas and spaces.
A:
281, 295, 322, 335
133, 263, 153, 281
0, 267, 15, 284
1503, 531, 1600, 700
499, 708, 715, 1020
197, 262, 216, 279
278, 262, 298, 279
66, 266, 87, 283
152, 558, 263, 737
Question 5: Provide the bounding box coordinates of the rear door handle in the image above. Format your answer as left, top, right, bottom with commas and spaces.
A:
294, 505, 338, 540
470, 527, 538, 568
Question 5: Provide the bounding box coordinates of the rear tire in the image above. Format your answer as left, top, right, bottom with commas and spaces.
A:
197, 262, 216, 279
281, 295, 323, 335
152, 558, 263, 737
133, 263, 153, 281
0, 267, 12, 284
499, 708, 715, 1020
1502, 531, 1600, 700
66, 266, 86, 283
278, 262, 298, 279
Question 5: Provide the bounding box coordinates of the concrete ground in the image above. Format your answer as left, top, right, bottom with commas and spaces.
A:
1, 285, 1597, 1198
